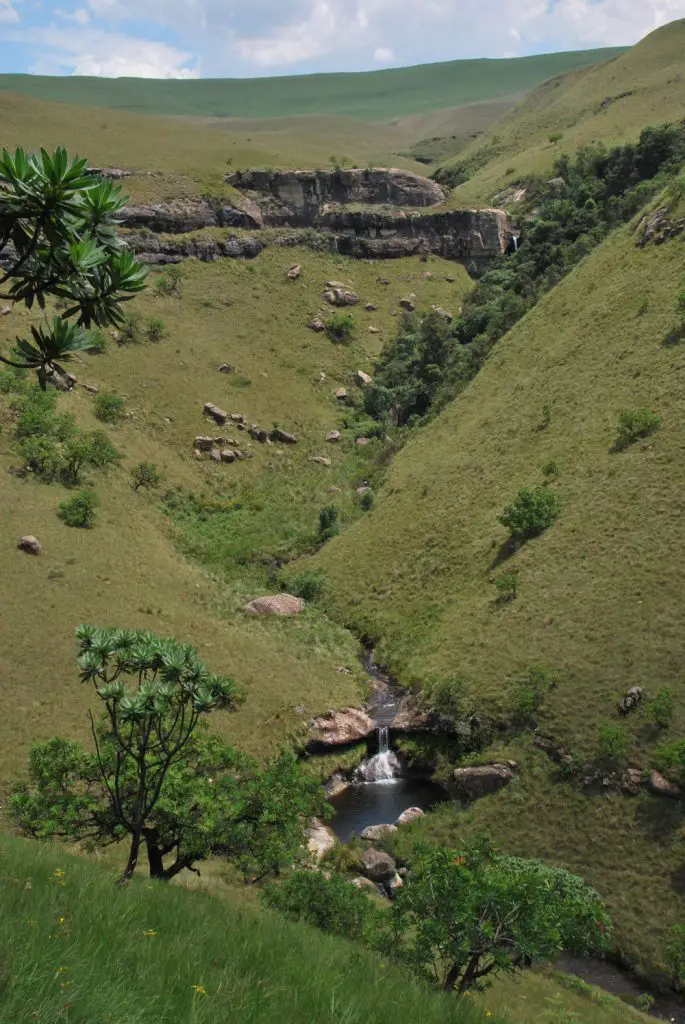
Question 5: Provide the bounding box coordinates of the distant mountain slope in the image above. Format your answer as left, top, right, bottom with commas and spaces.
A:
0, 48, 625, 122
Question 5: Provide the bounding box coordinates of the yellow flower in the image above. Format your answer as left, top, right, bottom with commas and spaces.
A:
53, 870, 65, 878
142, 929, 157, 938
191, 985, 207, 996
54, 967, 68, 978
57, 917, 66, 925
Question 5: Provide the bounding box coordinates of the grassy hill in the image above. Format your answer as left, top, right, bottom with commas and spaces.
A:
444, 18, 685, 203
0, 48, 624, 122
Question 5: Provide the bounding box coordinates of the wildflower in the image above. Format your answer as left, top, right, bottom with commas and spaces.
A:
191, 985, 207, 996
54, 967, 68, 979
57, 917, 66, 925
142, 929, 157, 938
53, 870, 65, 878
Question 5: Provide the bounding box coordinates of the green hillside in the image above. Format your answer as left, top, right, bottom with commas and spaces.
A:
0, 48, 625, 122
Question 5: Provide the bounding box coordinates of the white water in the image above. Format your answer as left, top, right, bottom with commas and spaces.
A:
357, 726, 401, 784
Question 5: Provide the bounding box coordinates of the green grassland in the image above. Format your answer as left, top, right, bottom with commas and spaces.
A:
0, 48, 624, 121
445, 19, 685, 204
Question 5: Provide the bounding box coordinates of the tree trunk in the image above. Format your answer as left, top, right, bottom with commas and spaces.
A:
456, 955, 481, 994
443, 963, 463, 993
146, 840, 166, 879
118, 831, 142, 886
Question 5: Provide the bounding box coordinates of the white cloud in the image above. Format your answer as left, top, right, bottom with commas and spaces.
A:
0, 0, 19, 24
373, 46, 393, 62
54, 7, 91, 25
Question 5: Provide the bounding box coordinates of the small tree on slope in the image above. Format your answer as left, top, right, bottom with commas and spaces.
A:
11, 626, 324, 884
0, 147, 146, 388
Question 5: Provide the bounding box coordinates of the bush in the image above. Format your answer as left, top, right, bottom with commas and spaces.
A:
87, 330, 108, 354
359, 489, 375, 511
57, 490, 99, 528
649, 687, 675, 730
549, 132, 564, 145
147, 317, 166, 342
131, 462, 161, 492
498, 486, 561, 541
541, 458, 559, 479
117, 312, 141, 344
421, 673, 471, 728
596, 722, 628, 768
261, 871, 375, 942
94, 392, 126, 424
289, 568, 326, 602
319, 505, 340, 541
653, 739, 685, 785
512, 665, 555, 725
18, 436, 63, 480
325, 313, 356, 343
153, 265, 183, 297
494, 572, 517, 602
62, 431, 120, 484
616, 408, 660, 448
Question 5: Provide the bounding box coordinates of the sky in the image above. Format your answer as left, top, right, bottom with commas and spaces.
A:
0, 0, 684, 79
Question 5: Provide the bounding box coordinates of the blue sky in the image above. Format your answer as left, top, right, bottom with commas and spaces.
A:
0, 0, 683, 78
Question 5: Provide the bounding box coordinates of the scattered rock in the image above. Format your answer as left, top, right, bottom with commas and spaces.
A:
444, 275, 456, 283
364, 302, 377, 312
218, 363, 234, 373
368, 326, 380, 334
423, 271, 433, 279
648, 770, 683, 800
322, 288, 359, 307
361, 824, 398, 841
326, 430, 342, 443
203, 402, 228, 425
81, 383, 99, 395
230, 412, 245, 423
395, 807, 425, 826
355, 370, 373, 388
378, 277, 390, 285
244, 594, 305, 617
356, 486, 371, 495
325, 774, 350, 799
326, 280, 347, 289
328, 486, 343, 494
249, 425, 269, 443
309, 707, 374, 746
210, 449, 222, 463
399, 297, 416, 312
356, 437, 371, 446
220, 449, 237, 463
621, 769, 643, 795
18, 535, 42, 555
351, 875, 379, 892
335, 388, 348, 400
534, 735, 573, 766
451, 763, 515, 803
287, 263, 301, 279
308, 318, 326, 332
306, 818, 336, 863
270, 427, 297, 445
548, 176, 567, 190
359, 848, 397, 883
310, 456, 332, 467
193, 435, 216, 452
1, 305, 11, 316
618, 687, 643, 715
432, 306, 453, 322
387, 872, 404, 894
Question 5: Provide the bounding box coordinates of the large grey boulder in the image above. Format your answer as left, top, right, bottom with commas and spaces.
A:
395, 807, 425, 826
18, 535, 42, 555
309, 708, 374, 747
244, 594, 305, 616
361, 824, 398, 842
359, 848, 397, 883
451, 763, 516, 803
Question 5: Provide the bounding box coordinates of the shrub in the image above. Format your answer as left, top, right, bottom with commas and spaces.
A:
147, 317, 166, 342
319, 505, 340, 541
498, 486, 561, 542
94, 391, 126, 424
512, 665, 555, 725
117, 312, 141, 344
494, 572, 517, 602
421, 673, 470, 727
359, 489, 375, 511
62, 432, 120, 484
541, 458, 559, 479
289, 568, 326, 602
325, 312, 356, 343
18, 436, 63, 480
261, 871, 376, 941
653, 739, 685, 785
153, 265, 183, 297
616, 408, 660, 448
596, 722, 628, 768
131, 462, 161, 492
666, 924, 685, 986
539, 403, 552, 430
649, 687, 675, 730
57, 490, 99, 528
87, 330, 108, 354
549, 132, 564, 145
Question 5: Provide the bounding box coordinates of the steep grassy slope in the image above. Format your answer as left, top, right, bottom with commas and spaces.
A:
313, 213, 685, 972
0, 49, 624, 121
446, 19, 685, 203
0, 248, 471, 781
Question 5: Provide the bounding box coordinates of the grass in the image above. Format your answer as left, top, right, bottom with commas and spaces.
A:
0, 836, 494, 1024
0, 49, 624, 122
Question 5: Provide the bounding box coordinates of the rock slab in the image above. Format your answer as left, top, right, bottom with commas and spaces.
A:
244, 594, 305, 617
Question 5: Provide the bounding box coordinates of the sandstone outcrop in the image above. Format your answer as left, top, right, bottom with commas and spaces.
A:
361, 824, 398, 841
244, 594, 305, 616
125, 230, 264, 265
309, 708, 375, 747
306, 819, 336, 863
451, 763, 517, 803
395, 807, 425, 826
648, 769, 683, 800
18, 535, 42, 555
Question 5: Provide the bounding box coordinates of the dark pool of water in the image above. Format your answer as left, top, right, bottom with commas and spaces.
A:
329, 777, 447, 842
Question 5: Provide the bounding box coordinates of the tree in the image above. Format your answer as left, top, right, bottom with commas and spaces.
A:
262, 870, 377, 941
666, 924, 685, 987
130, 461, 161, 491
0, 147, 146, 388
11, 626, 241, 883
498, 486, 561, 542
381, 840, 611, 994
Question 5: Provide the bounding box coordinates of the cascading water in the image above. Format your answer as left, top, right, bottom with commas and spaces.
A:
358, 726, 401, 783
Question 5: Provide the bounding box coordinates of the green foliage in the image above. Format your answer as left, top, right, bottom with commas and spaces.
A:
359, 489, 376, 511
542, 459, 559, 479
494, 572, 517, 602
653, 738, 685, 786
325, 312, 356, 342
380, 839, 611, 993
130, 461, 161, 492
549, 132, 564, 145
57, 490, 99, 528
93, 391, 126, 424
147, 316, 166, 341
319, 505, 340, 541
596, 723, 628, 768
498, 486, 561, 541
153, 264, 183, 297
0, 147, 146, 387
61, 430, 120, 484
539, 403, 552, 430
615, 408, 660, 448
262, 871, 377, 941
117, 311, 142, 344
512, 665, 555, 726
666, 924, 685, 986
87, 330, 108, 354
421, 674, 471, 728
289, 567, 327, 602
649, 686, 674, 730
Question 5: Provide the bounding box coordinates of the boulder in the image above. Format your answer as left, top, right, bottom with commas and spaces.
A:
210, 449, 222, 462
387, 872, 404, 894
451, 763, 515, 803
1, 305, 11, 316
309, 708, 374, 746
270, 428, 297, 445
618, 687, 643, 715
621, 769, 643, 795
203, 402, 228, 425
359, 848, 397, 883
399, 297, 416, 312
244, 594, 305, 617
325, 773, 350, 799
220, 449, 237, 463
534, 735, 573, 766
432, 306, 453, 322
308, 318, 326, 332
249, 425, 269, 443
395, 807, 425, 827
18, 535, 42, 555
648, 770, 683, 800
230, 413, 245, 424
306, 819, 336, 863
193, 435, 216, 451
287, 263, 301, 279
361, 824, 398, 842
322, 288, 359, 307
368, 326, 380, 334
218, 363, 234, 373
364, 302, 377, 312
355, 370, 373, 388
351, 875, 379, 892
335, 388, 348, 400
356, 437, 371, 446
326, 430, 342, 443
326, 280, 348, 289
310, 456, 332, 467
444, 275, 456, 283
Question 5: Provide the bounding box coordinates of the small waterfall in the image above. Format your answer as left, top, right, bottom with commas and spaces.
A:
358, 726, 401, 784
512, 234, 520, 252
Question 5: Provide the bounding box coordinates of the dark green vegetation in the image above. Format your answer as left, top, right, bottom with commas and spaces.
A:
0, 49, 624, 121
0, 837, 492, 1024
